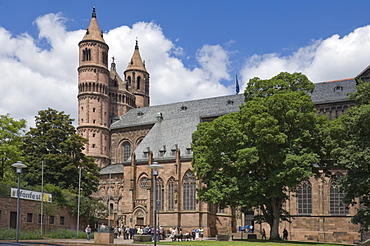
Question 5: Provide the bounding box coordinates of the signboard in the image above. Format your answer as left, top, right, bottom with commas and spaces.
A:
11, 188, 52, 202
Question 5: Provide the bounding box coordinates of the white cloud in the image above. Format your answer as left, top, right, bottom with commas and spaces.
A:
0, 13, 232, 127
1, 12, 370, 128
240, 25, 370, 89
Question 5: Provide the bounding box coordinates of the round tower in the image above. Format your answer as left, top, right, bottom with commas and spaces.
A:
124, 41, 150, 108
77, 7, 110, 168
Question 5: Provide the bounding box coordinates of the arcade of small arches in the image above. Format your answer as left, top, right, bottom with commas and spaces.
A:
79, 82, 108, 95
109, 92, 136, 107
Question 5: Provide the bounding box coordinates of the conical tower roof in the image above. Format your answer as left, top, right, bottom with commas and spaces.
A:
81, 8, 105, 43
126, 41, 147, 72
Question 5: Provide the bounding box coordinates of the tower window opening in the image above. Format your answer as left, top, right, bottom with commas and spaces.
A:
137, 76, 141, 90
102, 51, 108, 65
82, 48, 91, 61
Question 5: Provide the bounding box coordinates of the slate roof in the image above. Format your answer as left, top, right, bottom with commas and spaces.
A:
111, 94, 245, 163
101, 78, 357, 172
309, 78, 356, 104
100, 163, 124, 174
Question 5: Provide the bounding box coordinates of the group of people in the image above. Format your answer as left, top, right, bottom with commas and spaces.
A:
169, 227, 204, 240
111, 225, 167, 240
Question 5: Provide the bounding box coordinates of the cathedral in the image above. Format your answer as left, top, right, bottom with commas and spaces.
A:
77, 9, 366, 244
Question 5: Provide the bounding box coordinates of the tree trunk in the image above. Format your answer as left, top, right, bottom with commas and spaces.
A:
269, 200, 282, 240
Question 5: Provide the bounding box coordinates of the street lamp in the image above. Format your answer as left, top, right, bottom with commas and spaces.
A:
148, 162, 163, 246
11, 161, 27, 242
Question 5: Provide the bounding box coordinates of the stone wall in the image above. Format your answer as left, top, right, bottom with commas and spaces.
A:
0, 196, 77, 231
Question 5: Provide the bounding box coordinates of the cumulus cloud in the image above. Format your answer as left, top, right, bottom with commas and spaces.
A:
1, 12, 370, 128
240, 25, 370, 89
0, 13, 232, 127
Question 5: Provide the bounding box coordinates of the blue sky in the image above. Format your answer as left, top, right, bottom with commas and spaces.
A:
0, 0, 370, 125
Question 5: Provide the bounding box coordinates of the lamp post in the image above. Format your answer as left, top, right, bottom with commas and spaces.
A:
148, 162, 163, 246
11, 161, 27, 242
76, 166, 81, 238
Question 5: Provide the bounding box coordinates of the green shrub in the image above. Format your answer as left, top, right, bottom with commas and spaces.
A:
44, 229, 92, 239
0, 228, 42, 240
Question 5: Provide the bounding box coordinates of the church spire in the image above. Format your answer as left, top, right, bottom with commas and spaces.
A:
126, 40, 147, 72
81, 6, 105, 43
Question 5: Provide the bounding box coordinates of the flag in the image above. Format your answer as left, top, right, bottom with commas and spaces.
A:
235, 74, 240, 94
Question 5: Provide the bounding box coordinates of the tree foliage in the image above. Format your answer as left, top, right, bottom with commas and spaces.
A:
329, 99, 370, 231
22, 108, 100, 196
192, 72, 327, 240
0, 114, 26, 182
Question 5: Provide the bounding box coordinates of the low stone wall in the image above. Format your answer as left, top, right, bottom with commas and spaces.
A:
133, 235, 151, 242
216, 234, 230, 241
94, 232, 114, 244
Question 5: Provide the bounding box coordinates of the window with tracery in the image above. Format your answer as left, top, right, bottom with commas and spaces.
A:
123, 142, 131, 161
297, 180, 312, 214
183, 170, 196, 210
157, 178, 164, 211
168, 178, 175, 211
330, 173, 348, 215
139, 177, 149, 189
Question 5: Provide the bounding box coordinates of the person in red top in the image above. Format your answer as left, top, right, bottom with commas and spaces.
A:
85, 225, 91, 240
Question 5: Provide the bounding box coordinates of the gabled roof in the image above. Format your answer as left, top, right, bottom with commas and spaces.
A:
309, 78, 356, 104
103, 77, 357, 172
100, 163, 123, 174
111, 94, 244, 163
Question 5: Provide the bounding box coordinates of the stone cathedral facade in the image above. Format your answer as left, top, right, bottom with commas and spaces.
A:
77, 9, 367, 244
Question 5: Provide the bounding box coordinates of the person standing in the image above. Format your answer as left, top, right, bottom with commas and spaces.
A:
262, 228, 266, 240
85, 225, 91, 240
283, 228, 288, 240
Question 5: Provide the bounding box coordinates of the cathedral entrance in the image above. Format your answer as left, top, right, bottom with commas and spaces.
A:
133, 208, 146, 227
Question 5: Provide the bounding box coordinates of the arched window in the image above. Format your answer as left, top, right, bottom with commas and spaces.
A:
83, 48, 91, 61
127, 76, 131, 89
297, 180, 312, 214
183, 170, 196, 210
157, 178, 164, 211
123, 142, 131, 161
330, 173, 348, 215
168, 177, 175, 211
137, 76, 141, 90
102, 51, 108, 65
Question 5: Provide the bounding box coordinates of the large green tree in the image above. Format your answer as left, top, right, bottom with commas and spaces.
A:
22, 108, 100, 196
192, 72, 328, 240
329, 80, 370, 231
0, 114, 26, 182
